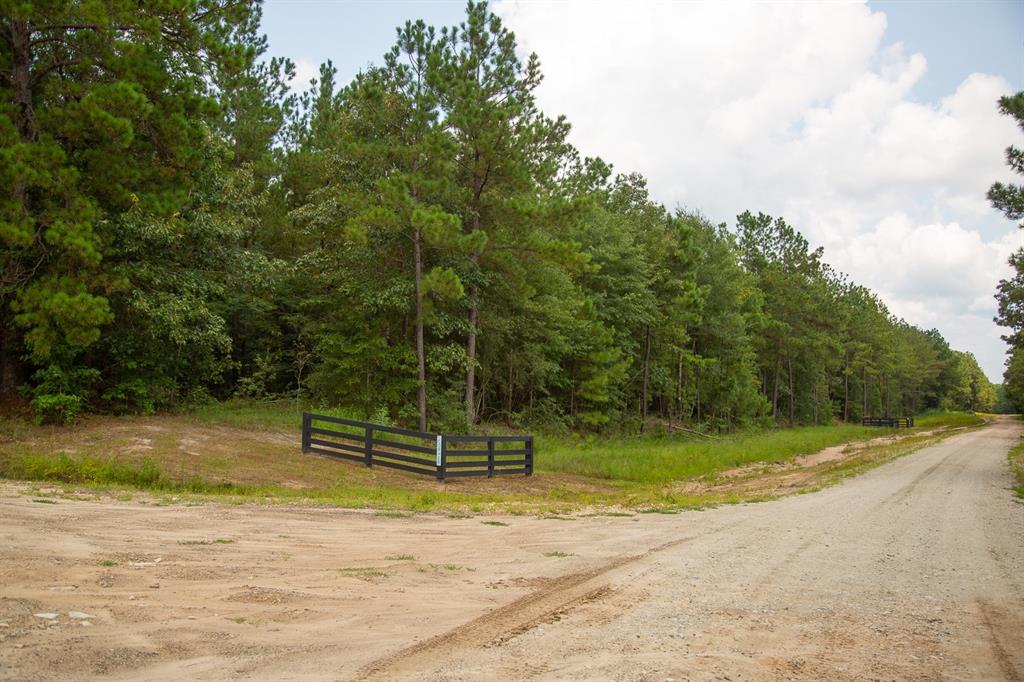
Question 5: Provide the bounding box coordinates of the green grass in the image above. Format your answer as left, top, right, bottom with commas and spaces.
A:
178, 538, 234, 545
0, 404, 983, 514
0, 451, 630, 512
14, 452, 169, 488
337, 567, 388, 579
912, 411, 985, 429
543, 551, 573, 558
384, 554, 415, 561
481, 520, 509, 526
1009, 439, 1024, 499
537, 424, 881, 483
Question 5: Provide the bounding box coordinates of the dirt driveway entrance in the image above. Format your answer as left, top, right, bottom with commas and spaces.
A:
1, 419, 1022, 680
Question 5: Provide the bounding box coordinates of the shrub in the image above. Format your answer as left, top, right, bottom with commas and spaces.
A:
23, 364, 100, 424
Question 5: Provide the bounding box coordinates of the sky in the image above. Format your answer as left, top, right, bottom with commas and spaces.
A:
261, 0, 1024, 382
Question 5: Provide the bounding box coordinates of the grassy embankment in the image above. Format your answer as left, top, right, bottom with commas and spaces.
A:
0, 401, 985, 513
1009, 426, 1024, 499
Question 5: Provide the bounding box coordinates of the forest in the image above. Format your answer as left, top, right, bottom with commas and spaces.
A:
0, 0, 999, 432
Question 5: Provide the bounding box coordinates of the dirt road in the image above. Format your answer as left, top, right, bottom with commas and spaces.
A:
1, 419, 1022, 680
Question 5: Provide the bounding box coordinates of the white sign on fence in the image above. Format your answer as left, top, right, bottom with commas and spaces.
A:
435, 435, 442, 466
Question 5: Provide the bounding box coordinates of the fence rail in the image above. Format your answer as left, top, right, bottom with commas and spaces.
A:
862, 416, 914, 428
301, 413, 533, 480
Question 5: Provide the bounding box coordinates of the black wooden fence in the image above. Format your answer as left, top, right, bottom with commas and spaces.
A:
301, 412, 533, 480
862, 416, 914, 428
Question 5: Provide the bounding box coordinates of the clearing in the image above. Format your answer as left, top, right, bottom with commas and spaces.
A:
0, 417, 1021, 680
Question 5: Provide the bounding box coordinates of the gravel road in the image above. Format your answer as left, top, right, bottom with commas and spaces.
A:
1, 419, 1021, 681
366, 418, 1024, 680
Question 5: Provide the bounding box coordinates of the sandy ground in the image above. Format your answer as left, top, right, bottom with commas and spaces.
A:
0, 420, 1021, 681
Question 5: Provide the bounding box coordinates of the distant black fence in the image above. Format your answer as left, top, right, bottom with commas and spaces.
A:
862, 416, 914, 428
301, 413, 533, 480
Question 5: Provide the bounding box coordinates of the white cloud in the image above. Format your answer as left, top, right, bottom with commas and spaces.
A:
494, 0, 1020, 381
293, 58, 319, 91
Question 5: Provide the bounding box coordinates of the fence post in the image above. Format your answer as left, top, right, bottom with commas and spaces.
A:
525, 436, 534, 476
301, 413, 311, 452
365, 425, 373, 467
437, 435, 446, 482
487, 438, 495, 478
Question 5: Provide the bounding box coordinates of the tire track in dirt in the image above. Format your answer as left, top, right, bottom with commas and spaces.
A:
977, 598, 1022, 681
356, 527, 737, 680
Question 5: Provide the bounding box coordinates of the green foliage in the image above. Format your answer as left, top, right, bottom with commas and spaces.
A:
539, 425, 877, 483
988, 93, 1024, 228
0, 1, 990, 437
1008, 438, 1024, 499
10, 453, 164, 488
23, 364, 100, 424
993, 92, 1024, 410
0, 401, 976, 512
912, 411, 985, 429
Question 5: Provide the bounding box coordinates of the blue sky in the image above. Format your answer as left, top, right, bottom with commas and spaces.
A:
262, 0, 1021, 104
261, 1, 1024, 381
261, 1, 464, 88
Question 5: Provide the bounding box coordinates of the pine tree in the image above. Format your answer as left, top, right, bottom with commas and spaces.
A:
0, 1, 255, 411
432, 1, 558, 425
991, 92, 1024, 409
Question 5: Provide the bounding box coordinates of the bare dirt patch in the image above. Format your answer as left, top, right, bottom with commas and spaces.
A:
0, 414, 611, 497
0, 421, 1021, 680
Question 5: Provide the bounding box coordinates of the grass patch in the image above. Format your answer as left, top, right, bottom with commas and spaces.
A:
0, 405, 981, 514
98, 560, 117, 567
31, 498, 57, 504
543, 551, 573, 558
1009, 439, 1024, 499
375, 509, 413, 518
481, 520, 508, 526
419, 563, 473, 572
539, 424, 882, 482
12, 453, 180, 489
178, 538, 234, 546
384, 554, 415, 561
337, 567, 388, 580
913, 411, 985, 429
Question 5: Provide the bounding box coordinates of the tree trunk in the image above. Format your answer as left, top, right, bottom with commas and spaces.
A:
465, 279, 479, 426
569, 364, 576, 418
813, 374, 819, 425
506, 360, 513, 424
11, 18, 35, 218
1, 20, 35, 401
695, 363, 701, 423
862, 366, 868, 417
0, 323, 24, 399
464, 165, 484, 427
414, 226, 427, 432
675, 352, 683, 422
772, 359, 781, 420
787, 356, 794, 423
640, 325, 651, 431
843, 368, 849, 422
11, 20, 36, 144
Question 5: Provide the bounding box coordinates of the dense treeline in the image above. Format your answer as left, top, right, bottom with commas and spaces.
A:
993, 92, 1024, 411
1, 1, 996, 429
